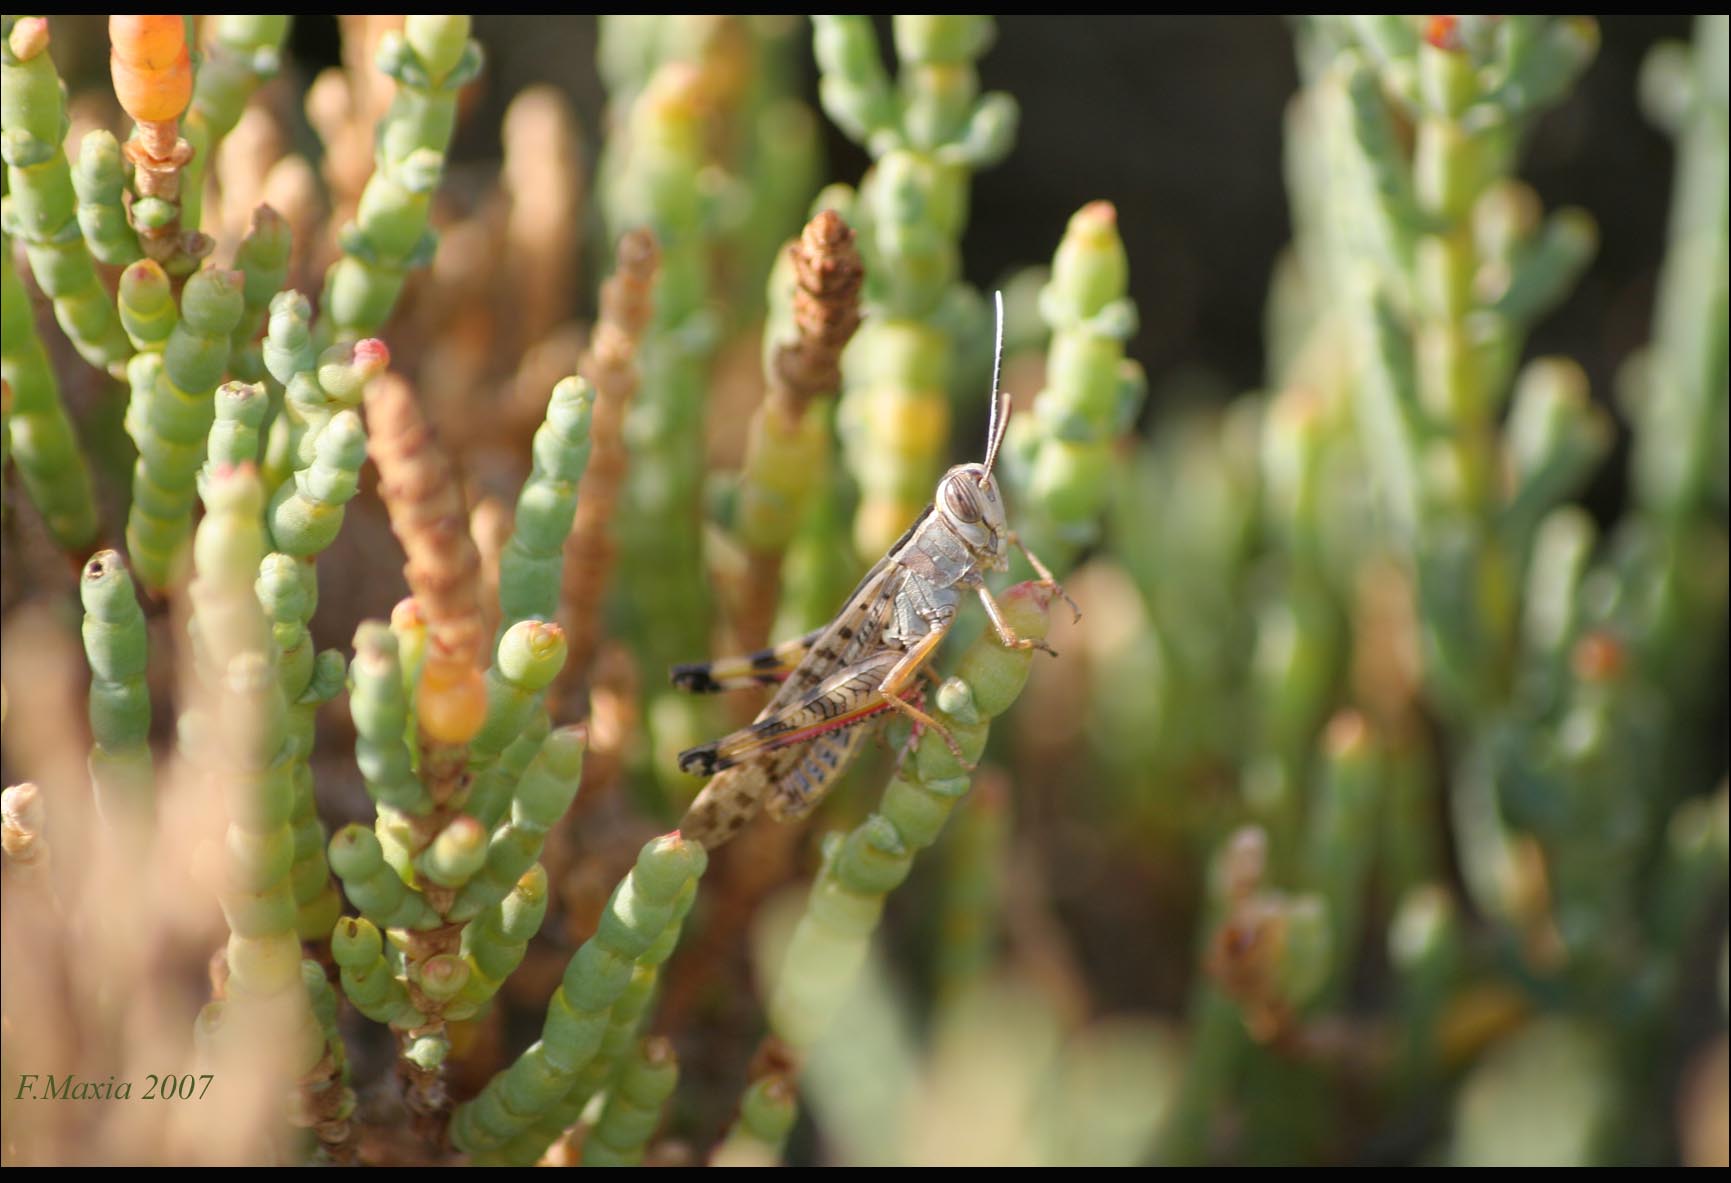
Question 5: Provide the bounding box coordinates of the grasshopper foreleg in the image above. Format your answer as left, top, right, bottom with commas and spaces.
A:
970, 577, 1061, 658
1006, 531, 1082, 624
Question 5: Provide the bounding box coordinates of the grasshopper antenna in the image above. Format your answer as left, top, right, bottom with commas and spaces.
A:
981, 289, 1009, 483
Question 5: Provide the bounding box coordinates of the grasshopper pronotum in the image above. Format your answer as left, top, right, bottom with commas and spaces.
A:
671, 294, 1077, 849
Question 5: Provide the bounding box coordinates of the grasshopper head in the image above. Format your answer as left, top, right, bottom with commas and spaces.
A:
938, 464, 1010, 570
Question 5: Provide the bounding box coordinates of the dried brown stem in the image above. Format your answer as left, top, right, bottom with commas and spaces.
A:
364, 373, 486, 808
365, 373, 484, 670
766, 208, 863, 424
730, 209, 864, 657
558, 229, 661, 698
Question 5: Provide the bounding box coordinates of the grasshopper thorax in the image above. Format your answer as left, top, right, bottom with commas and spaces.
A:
936, 463, 1009, 570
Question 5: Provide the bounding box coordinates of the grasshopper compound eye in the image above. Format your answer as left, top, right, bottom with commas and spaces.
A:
944, 477, 984, 523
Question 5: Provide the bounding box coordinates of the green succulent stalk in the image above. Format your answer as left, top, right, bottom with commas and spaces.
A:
118, 255, 178, 353
0, 231, 99, 550
451, 723, 583, 922
321, 15, 483, 339
464, 619, 569, 825
731, 21, 824, 325
1, 17, 132, 374
257, 553, 345, 940
1299, 16, 1601, 714
454, 864, 551, 1015
293, 960, 359, 1162
266, 408, 367, 557
812, 14, 1017, 561
331, 915, 421, 1026
71, 130, 142, 267
79, 550, 154, 820
495, 377, 596, 648
598, 15, 820, 324
349, 622, 435, 817
181, 16, 292, 233
933, 779, 1010, 1005
451, 833, 707, 1156
230, 204, 293, 387
278, 304, 388, 468
125, 266, 246, 591
1004, 201, 1147, 576
579, 1036, 679, 1167
328, 822, 441, 931
488, 879, 698, 1166
1621, 15, 1730, 708
188, 466, 304, 1008
1302, 711, 1384, 1003
204, 380, 269, 482
712, 1076, 798, 1166
768, 583, 1055, 1058
600, 61, 721, 786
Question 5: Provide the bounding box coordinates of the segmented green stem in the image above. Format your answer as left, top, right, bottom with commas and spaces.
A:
204, 380, 269, 481
1, 17, 132, 373
189, 467, 302, 1006
579, 1036, 679, 1166
181, 16, 292, 232
348, 622, 435, 817
496, 377, 595, 648
125, 267, 245, 591
451, 724, 583, 923
257, 553, 344, 940
79, 550, 154, 819
72, 130, 142, 266
712, 1076, 798, 1166
230, 204, 293, 385
0, 231, 98, 549
767, 583, 1053, 1062
1004, 201, 1146, 575
450, 833, 706, 1154
814, 14, 1017, 559
453, 864, 551, 1015
328, 822, 441, 930
118, 256, 177, 352
321, 16, 482, 338
266, 408, 367, 557
331, 915, 421, 1026
600, 61, 723, 788
489, 880, 697, 1166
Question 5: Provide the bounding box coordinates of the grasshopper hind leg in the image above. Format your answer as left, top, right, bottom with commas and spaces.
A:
670, 628, 823, 693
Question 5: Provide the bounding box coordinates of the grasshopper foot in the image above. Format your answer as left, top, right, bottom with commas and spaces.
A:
678, 742, 724, 777
1041, 579, 1083, 625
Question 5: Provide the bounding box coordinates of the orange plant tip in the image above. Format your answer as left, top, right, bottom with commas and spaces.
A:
8, 17, 50, 61
416, 663, 488, 744
110, 17, 192, 123
108, 15, 186, 66
111, 59, 193, 123
391, 597, 428, 632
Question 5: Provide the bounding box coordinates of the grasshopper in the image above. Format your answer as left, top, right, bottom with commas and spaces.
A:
672, 294, 1076, 849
